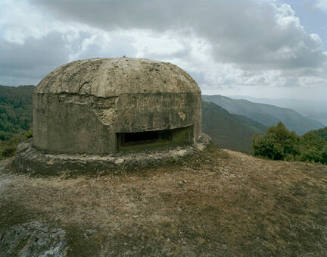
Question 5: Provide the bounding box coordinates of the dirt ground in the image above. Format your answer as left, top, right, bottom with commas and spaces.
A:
1, 144, 327, 257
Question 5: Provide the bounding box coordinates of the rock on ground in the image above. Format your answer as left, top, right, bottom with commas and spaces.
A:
0, 222, 68, 257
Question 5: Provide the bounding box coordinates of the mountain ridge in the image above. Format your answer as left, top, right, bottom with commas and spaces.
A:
202, 100, 266, 153
203, 94, 324, 135
230, 95, 327, 125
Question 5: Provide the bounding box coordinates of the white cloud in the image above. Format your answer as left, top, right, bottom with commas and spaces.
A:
316, 0, 327, 10
30, 0, 327, 69
0, 0, 326, 99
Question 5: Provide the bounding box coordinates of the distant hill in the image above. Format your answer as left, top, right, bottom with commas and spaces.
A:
202, 101, 266, 153
230, 96, 327, 126
0, 85, 35, 140
203, 95, 324, 135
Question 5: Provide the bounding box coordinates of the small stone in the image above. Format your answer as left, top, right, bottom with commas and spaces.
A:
114, 158, 124, 165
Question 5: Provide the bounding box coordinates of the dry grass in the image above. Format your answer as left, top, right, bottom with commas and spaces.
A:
1, 144, 327, 256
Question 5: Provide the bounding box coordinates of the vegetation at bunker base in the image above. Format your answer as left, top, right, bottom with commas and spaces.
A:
252, 122, 327, 164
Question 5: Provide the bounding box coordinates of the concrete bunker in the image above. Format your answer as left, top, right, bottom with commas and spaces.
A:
32, 58, 202, 155
14, 57, 206, 173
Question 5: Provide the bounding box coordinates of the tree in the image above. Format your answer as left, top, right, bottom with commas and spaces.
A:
321, 145, 327, 164
252, 122, 299, 160
252, 122, 327, 164
299, 131, 327, 163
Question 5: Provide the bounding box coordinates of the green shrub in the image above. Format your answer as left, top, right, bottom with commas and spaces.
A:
301, 131, 326, 150
24, 129, 33, 139
252, 122, 300, 160
252, 122, 327, 164
0, 132, 30, 159
299, 148, 323, 163
320, 145, 327, 164
296, 131, 327, 163
1, 146, 16, 158
252, 134, 283, 160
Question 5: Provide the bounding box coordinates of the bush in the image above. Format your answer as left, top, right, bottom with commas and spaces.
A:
0, 132, 30, 159
252, 134, 283, 160
301, 131, 326, 150
299, 148, 323, 163
320, 145, 327, 164
252, 122, 299, 160
25, 129, 33, 139
297, 131, 327, 163
1, 146, 16, 158
252, 122, 327, 164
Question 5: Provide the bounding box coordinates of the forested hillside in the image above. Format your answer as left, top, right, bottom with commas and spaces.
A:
0, 85, 34, 140
313, 127, 327, 142
202, 101, 266, 153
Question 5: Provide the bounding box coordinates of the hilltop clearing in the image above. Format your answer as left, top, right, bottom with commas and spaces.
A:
1, 145, 326, 257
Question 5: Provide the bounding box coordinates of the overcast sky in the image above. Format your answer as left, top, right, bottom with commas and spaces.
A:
1, 0, 326, 100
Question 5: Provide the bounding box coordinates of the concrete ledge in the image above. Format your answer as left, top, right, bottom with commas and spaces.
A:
13, 135, 211, 175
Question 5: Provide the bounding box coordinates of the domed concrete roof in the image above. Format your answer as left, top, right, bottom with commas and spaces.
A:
36, 58, 200, 97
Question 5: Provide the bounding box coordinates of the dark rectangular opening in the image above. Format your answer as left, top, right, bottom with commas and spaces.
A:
116, 126, 193, 152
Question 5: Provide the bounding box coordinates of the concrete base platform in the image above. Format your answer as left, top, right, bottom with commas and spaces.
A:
13, 135, 210, 175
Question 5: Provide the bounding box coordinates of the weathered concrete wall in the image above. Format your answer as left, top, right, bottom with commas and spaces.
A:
33, 94, 115, 154
33, 92, 201, 154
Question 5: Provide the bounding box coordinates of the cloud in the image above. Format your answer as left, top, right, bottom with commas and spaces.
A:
31, 0, 327, 70
316, 0, 327, 10
0, 32, 70, 85
0, 0, 326, 95
65, 30, 137, 61
0, 0, 139, 85
0, 29, 138, 85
